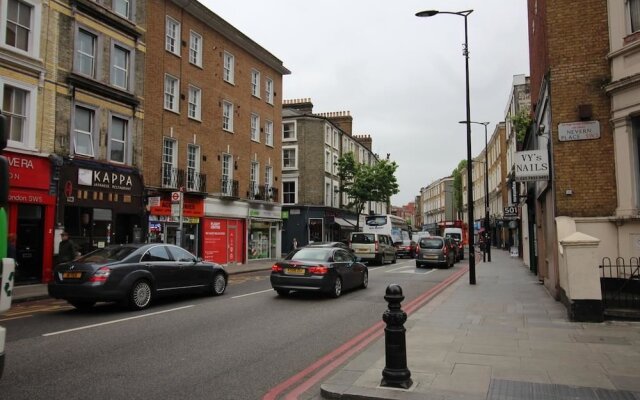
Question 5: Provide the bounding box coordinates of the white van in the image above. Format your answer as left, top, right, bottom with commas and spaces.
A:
443, 227, 464, 260
349, 232, 397, 265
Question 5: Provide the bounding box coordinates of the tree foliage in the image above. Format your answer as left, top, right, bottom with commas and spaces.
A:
452, 159, 467, 218
511, 109, 532, 143
337, 153, 400, 230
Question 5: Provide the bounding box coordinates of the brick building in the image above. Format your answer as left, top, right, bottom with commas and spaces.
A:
280, 99, 383, 253
144, 0, 289, 264
526, 0, 619, 320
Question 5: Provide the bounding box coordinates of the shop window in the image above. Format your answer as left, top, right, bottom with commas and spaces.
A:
308, 218, 323, 243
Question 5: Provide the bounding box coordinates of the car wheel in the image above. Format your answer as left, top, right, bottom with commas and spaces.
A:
275, 289, 289, 296
330, 277, 342, 298
361, 270, 368, 289
375, 254, 383, 265
210, 273, 227, 296
69, 300, 95, 310
128, 280, 152, 310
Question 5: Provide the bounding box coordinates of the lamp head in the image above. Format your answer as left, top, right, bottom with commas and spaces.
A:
415, 10, 439, 17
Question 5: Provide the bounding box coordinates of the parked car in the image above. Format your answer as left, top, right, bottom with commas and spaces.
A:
48, 244, 228, 311
411, 232, 431, 257
349, 232, 397, 265
395, 239, 416, 258
415, 236, 456, 268
270, 247, 368, 298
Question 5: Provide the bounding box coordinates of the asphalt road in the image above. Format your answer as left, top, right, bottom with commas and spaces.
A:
0, 257, 465, 399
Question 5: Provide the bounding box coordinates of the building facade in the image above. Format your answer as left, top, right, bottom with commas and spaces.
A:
144, 0, 289, 265
420, 176, 455, 235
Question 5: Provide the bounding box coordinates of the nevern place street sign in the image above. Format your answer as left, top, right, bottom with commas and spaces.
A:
515, 150, 549, 182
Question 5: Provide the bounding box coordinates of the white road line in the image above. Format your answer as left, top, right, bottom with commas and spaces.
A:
231, 289, 274, 299
386, 265, 415, 273
42, 305, 195, 337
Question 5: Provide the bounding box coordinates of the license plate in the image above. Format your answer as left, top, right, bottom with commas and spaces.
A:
285, 268, 305, 276
425, 255, 438, 260
355, 248, 367, 253
62, 271, 82, 279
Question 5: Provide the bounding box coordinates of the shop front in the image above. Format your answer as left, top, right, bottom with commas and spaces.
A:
147, 193, 204, 255
203, 198, 249, 265
248, 205, 282, 261
57, 159, 144, 257
5, 151, 56, 284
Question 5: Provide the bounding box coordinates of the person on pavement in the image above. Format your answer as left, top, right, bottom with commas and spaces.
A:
58, 231, 80, 265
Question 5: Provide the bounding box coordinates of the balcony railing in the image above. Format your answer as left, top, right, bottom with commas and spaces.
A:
248, 184, 278, 202
220, 179, 239, 198
162, 167, 207, 192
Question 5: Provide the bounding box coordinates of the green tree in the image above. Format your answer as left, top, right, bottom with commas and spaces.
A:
511, 109, 532, 143
452, 159, 467, 219
337, 153, 400, 230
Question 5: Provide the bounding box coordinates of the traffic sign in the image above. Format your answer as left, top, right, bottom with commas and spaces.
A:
171, 191, 181, 203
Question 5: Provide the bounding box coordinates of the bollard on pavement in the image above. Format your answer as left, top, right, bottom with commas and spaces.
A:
380, 284, 413, 389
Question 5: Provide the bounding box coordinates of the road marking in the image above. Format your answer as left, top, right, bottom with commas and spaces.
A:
231, 289, 273, 299
42, 305, 195, 337
264, 266, 469, 399
0, 314, 33, 322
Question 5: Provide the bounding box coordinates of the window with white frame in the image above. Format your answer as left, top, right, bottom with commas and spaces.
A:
164, 74, 179, 112
111, 44, 130, 90
222, 101, 233, 132
333, 183, 339, 207
325, 125, 331, 144
73, 105, 95, 157
162, 138, 177, 187
4, 0, 40, 54
265, 120, 273, 146
283, 121, 296, 141
333, 153, 338, 175
250, 161, 259, 197
325, 181, 331, 206
189, 31, 202, 66
75, 28, 96, 78
325, 150, 331, 172
265, 78, 274, 104
2, 79, 36, 148
250, 113, 260, 141
188, 85, 201, 120
264, 165, 273, 190
187, 144, 200, 191
113, 0, 131, 19
283, 146, 297, 169
165, 16, 180, 55
631, 0, 640, 33
251, 69, 260, 97
333, 130, 339, 149
222, 153, 233, 195
282, 179, 297, 204
109, 115, 128, 163
223, 51, 234, 84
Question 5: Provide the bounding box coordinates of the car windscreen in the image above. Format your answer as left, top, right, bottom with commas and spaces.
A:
351, 233, 375, 244
78, 246, 138, 263
287, 248, 330, 262
446, 233, 462, 241
401, 239, 413, 246
419, 238, 443, 249
365, 216, 387, 226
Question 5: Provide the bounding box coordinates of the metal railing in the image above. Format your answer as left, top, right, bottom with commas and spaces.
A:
162, 167, 207, 192
600, 257, 640, 314
220, 179, 239, 198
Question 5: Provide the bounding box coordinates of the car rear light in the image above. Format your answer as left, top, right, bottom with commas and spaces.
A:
271, 264, 283, 273
308, 266, 328, 275
443, 246, 449, 255
88, 267, 111, 283
375, 240, 379, 252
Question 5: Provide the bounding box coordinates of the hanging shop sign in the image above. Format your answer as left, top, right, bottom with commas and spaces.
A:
514, 150, 549, 182
558, 121, 600, 142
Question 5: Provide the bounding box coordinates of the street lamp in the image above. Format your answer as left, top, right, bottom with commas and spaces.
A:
462, 120, 491, 262
417, 9, 475, 284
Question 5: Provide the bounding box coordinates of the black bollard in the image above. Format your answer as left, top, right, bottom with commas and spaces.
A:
380, 284, 413, 389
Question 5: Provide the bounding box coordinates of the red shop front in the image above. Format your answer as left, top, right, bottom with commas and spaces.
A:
5, 151, 56, 284
201, 218, 246, 265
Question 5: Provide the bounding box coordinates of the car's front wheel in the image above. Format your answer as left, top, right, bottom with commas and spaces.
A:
361, 270, 368, 289
330, 277, 342, 298
209, 273, 227, 296
275, 289, 289, 296
128, 280, 152, 310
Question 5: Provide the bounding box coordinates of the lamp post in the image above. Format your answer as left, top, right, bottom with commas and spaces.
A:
417, 9, 475, 284
462, 120, 491, 262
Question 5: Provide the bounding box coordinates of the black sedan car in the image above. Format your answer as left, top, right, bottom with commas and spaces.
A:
270, 247, 368, 298
48, 243, 228, 311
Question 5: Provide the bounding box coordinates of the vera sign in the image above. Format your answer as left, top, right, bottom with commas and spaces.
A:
515, 150, 549, 182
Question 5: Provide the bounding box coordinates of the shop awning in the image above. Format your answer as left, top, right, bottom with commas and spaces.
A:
333, 217, 357, 229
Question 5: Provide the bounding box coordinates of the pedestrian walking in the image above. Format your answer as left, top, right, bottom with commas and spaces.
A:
58, 231, 80, 264
292, 237, 298, 250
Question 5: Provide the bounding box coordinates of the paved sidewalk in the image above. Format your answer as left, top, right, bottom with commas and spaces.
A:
321, 250, 640, 400
10, 259, 275, 303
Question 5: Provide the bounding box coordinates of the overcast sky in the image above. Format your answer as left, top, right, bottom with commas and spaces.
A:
203, 1, 531, 206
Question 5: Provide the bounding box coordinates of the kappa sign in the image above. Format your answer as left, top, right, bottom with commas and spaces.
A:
171, 191, 182, 203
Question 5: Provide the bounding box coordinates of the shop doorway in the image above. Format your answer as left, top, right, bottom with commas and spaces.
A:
15, 204, 44, 285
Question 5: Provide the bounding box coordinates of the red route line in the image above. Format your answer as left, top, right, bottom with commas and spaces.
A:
263, 266, 470, 400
